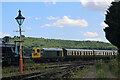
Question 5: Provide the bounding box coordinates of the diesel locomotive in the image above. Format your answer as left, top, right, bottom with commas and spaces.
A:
32, 48, 117, 61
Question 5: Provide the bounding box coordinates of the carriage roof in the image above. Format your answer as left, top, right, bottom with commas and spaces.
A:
65, 49, 116, 52
93, 50, 116, 52
41, 48, 62, 51
65, 49, 93, 51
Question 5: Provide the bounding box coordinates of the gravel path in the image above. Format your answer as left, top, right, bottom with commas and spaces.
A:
83, 66, 95, 78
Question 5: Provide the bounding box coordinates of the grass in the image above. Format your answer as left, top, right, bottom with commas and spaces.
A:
2, 59, 52, 77
108, 58, 120, 78
94, 60, 108, 78
71, 65, 92, 78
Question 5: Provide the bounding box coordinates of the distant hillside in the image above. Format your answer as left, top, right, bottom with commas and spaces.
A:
8, 36, 116, 56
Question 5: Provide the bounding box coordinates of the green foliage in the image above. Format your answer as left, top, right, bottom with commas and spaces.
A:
71, 66, 91, 78
2, 59, 52, 76
104, 1, 120, 49
109, 59, 120, 78
95, 69, 107, 78
95, 60, 108, 78
9, 37, 116, 56
95, 60, 105, 70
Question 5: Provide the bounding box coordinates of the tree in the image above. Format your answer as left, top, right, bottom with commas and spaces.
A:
104, 2, 120, 76
104, 1, 120, 52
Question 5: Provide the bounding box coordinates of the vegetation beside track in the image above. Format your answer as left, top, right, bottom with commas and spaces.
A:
94, 60, 108, 78
3, 59, 119, 78
94, 58, 119, 78
2, 59, 92, 77
2, 59, 78, 77
108, 59, 120, 78
2, 59, 52, 77
71, 65, 92, 78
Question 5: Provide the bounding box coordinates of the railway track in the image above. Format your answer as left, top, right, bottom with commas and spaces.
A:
2, 62, 94, 80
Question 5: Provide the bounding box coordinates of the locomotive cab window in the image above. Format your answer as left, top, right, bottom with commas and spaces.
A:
37, 49, 40, 53
32, 49, 35, 53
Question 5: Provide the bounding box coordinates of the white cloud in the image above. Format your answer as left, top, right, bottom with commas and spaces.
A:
0, 32, 10, 36
80, 0, 114, 11
85, 38, 102, 41
52, 1, 56, 5
26, 27, 32, 30
27, 16, 31, 19
44, 1, 56, 6
100, 22, 108, 27
46, 16, 59, 20
84, 32, 98, 37
34, 17, 42, 20
41, 16, 88, 28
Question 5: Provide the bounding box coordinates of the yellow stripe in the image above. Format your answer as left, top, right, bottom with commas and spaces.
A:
62, 49, 64, 57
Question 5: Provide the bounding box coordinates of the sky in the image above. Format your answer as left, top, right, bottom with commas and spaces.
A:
0, 0, 117, 42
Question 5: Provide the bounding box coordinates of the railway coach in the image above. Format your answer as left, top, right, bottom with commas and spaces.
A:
32, 48, 117, 62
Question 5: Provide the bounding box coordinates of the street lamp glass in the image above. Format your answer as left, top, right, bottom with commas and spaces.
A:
15, 10, 25, 26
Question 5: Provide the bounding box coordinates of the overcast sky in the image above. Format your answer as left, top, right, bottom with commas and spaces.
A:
0, 0, 116, 42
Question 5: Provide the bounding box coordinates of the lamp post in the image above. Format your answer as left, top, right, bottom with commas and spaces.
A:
15, 10, 25, 74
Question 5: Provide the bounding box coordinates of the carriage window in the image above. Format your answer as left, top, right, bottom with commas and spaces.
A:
80, 52, 81, 55
84, 52, 85, 55
70, 51, 72, 55
91, 52, 92, 55
72, 51, 73, 55
110, 52, 111, 55
112, 52, 113, 55
67, 52, 69, 55
88, 52, 89, 55
99, 52, 101, 55
73, 51, 74, 55
104, 52, 105, 55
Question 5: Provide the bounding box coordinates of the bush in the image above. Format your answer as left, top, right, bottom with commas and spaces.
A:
109, 59, 119, 77
95, 60, 108, 78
